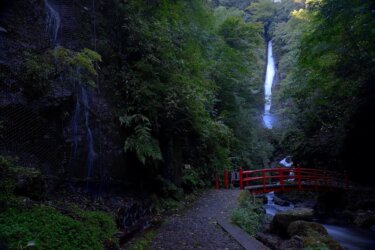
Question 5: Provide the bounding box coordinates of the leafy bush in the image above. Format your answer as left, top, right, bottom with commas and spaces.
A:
120, 114, 162, 165
182, 168, 205, 192
126, 230, 157, 250
231, 191, 265, 235
0, 156, 118, 250
23, 46, 101, 99
0, 156, 41, 202
0, 205, 117, 250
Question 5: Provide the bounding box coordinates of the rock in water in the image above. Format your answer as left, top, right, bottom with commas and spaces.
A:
287, 221, 343, 250
354, 210, 375, 229
287, 220, 328, 237
270, 208, 314, 237
273, 196, 291, 207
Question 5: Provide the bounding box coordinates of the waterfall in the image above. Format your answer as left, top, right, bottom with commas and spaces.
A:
263, 41, 276, 129
69, 80, 97, 183
81, 86, 96, 181
44, 0, 97, 184
70, 93, 80, 159
44, 0, 61, 44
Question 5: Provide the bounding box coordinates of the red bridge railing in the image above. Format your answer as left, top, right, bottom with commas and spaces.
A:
218, 165, 349, 194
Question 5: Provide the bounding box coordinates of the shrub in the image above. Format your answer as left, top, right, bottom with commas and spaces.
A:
0, 205, 117, 250
231, 191, 265, 235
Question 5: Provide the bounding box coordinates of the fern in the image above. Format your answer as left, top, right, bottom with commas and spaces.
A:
120, 114, 162, 165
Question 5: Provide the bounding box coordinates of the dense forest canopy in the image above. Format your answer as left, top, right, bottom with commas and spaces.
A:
268, 0, 375, 183
1, 0, 375, 249
0, 0, 374, 189
0, 0, 275, 192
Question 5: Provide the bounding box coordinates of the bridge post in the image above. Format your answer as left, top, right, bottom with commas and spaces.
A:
239, 167, 243, 190
263, 170, 266, 193
224, 170, 228, 189
216, 175, 219, 190
279, 168, 284, 191
297, 164, 301, 191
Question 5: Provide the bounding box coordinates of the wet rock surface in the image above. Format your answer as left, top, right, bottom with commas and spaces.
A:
150, 190, 244, 250
272, 196, 290, 207
270, 208, 313, 237
287, 220, 328, 237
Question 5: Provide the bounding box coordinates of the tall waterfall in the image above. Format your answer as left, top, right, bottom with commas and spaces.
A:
69, 78, 97, 183
81, 86, 96, 181
44, 0, 60, 44
263, 41, 276, 129
44, 1, 97, 182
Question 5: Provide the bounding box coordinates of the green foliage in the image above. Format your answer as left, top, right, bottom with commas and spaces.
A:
182, 168, 206, 192
0, 156, 117, 250
23, 52, 55, 98
247, 0, 277, 27
120, 114, 162, 165
303, 245, 330, 250
0, 156, 41, 202
95, 0, 271, 180
22, 47, 101, 99
127, 230, 157, 250
52, 47, 101, 87
231, 192, 265, 235
272, 0, 375, 176
0, 156, 17, 201
0, 205, 117, 250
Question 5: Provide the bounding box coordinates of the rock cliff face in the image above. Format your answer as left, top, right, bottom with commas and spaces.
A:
0, 0, 122, 184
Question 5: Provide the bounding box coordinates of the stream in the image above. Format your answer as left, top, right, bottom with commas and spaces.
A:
264, 192, 375, 250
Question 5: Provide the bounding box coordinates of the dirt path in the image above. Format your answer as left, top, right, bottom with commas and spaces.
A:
149, 189, 265, 250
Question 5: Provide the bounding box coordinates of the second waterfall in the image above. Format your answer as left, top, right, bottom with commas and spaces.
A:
263, 41, 276, 129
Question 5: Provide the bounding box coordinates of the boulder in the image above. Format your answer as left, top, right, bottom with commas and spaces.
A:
270, 208, 314, 237
354, 210, 375, 229
273, 196, 290, 207
288, 220, 328, 237
279, 235, 304, 250
261, 194, 268, 204
14, 167, 43, 200
256, 232, 281, 249
288, 221, 343, 250
303, 234, 343, 250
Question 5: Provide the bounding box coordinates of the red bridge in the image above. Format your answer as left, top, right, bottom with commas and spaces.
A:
218, 165, 349, 194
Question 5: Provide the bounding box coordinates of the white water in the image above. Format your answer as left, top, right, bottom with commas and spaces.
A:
323, 224, 375, 250
264, 192, 294, 216
44, 0, 60, 44
70, 95, 80, 158
44, 0, 97, 182
69, 83, 97, 183
263, 41, 276, 129
81, 86, 96, 180
264, 193, 375, 249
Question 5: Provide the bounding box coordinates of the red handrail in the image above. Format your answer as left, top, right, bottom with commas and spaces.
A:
235, 166, 348, 193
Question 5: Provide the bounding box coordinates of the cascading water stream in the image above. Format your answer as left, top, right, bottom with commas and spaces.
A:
81, 86, 96, 181
70, 93, 80, 158
263, 41, 276, 129
264, 193, 375, 249
69, 79, 97, 185
44, 0, 60, 44
44, 1, 97, 184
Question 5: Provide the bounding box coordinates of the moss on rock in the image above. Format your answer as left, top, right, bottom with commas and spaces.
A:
270, 208, 314, 237
287, 220, 343, 250
288, 220, 328, 237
